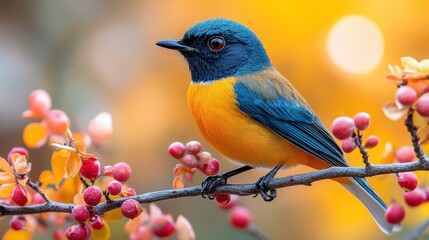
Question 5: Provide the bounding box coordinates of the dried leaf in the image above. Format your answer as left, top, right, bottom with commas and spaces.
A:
401, 56, 420, 72
420, 59, 429, 74
175, 215, 196, 240
382, 102, 407, 121
173, 175, 184, 189
66, 151, 82, 178
23, 122, 48, 148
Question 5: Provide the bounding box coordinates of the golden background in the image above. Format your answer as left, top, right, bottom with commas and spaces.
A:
1, 1, 429, 239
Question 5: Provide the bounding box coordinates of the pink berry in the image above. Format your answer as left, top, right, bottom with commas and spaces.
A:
32, 193, 46, 204
80, 157, 101, 181
341, 137, 356, 153
168, 142, 186, 159
198, 158, 220, 176
395, 146, 415, 163
230, 206, 252, 229
83, 186, 102, 206
90, 215, 104, 230
11, 185, 28, 206
404, 188, 426, 207
112, 162, 132, 182
124, 187, 137, 196
385, 203, 405, 224
65, 224, 90, 240
72, 204, 90, 223
331, 117, 355, 140
396, 86, 417, 106
353, 112, 370, 131
107, 180, 122, 195
53, 229, 64, 240
196, 151, 211, 164
182, 154, 198, 168
185, 141, 202, 154
364, 136, 379, 149
121, 199, 142, 219
10, 216, 25, 230
7, 147, 28, 165
398, 172, 418, 192
130, 226, 152, 240
416, 94, 429, 117
27, 89, 52, 118
88, 112, 112, 146
44, 109, 70, 134
151, 216, 175, 238
215, 193, 231, 205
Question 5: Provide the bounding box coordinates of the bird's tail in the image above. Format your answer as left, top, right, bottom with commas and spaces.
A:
341, 177, 401, 234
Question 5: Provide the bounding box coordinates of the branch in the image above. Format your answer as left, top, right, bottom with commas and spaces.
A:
1, 161, 428, 217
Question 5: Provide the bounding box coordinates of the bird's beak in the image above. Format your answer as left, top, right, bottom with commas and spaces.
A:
156, 40, 198, 53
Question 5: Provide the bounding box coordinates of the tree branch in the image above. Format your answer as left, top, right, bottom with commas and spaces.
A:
1, 160, 428, 217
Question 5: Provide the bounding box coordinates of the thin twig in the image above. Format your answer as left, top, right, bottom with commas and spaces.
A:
353, 131, 372, 172
404, 218, 429, 240
405, 108, 427, 163
27, 180, 51, 203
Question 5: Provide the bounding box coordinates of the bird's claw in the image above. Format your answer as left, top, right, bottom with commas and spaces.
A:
255, 175, 277, 201
201, 174, 228, 199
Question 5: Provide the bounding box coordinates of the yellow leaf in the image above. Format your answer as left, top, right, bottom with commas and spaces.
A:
23, 122, 48, 148
173, 175, 184, 189
91, 220, 111, 240
0, 172, 15, 184
39, 170, 54, 190
0, 158, 12, 172
66, 151, 82, 178
2, 229, 31, 240
0, 183, 15, 198
57, 175, 82, 203
73, 193, 84, 205
103, 208, 123, 222
51, 149, 69, 185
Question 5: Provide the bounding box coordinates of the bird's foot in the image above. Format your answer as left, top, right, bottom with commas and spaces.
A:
201, 174, 228, 199
254, 163, 283, 202
201, 165, 253, 200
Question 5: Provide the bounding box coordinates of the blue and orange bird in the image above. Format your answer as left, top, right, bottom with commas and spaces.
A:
157, 18, 399, 234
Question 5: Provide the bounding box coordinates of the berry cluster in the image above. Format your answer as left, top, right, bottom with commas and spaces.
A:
168, 141, 220, 188
331, 112, 379, 153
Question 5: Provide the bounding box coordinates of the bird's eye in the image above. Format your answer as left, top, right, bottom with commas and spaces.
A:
208, 36, 225, 51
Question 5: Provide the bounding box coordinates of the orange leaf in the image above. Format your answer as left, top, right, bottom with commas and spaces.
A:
57, 175, 82, 203
39, 170, 54, 190
23, 122, 48, 148
125, 211, 149, 234
103, 208, 123, 222
0, 157, 12, 172
66, 151, 81, 178
0, 172, 15, 184
91, 219, 111, 240
51, 149, 69, 185
0, 183, 15, 198
173, 175, 184, 189
3, 229, 31, 240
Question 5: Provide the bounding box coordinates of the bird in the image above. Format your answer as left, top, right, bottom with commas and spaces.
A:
156, 18, 399, 234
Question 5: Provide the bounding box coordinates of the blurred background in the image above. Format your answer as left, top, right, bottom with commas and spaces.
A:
1, 0, 429, 239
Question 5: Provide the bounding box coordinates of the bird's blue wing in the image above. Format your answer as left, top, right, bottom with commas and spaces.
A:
234, 77, 347, 167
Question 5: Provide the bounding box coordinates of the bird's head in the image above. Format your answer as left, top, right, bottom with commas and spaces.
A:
157, 18, 271, 83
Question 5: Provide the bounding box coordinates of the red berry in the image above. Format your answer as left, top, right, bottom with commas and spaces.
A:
404, 188, 426, 207
331, 117, 355, 140
217, 195, 238, 210
72, 204, 90, 223
182, 154, 198, 168
90, 215, 104, 230
53, 229, 64, 240
80, 157, 101, 181
11, 185, 28, 206
121, 199, 142, 219
10, 216, 25, 230
112, 162, 132, 182
130, 226, 152, 240
396, 86, 417, 106
65, 224, 90, 240
185, 141, 202, 154
151, 216, 175, 237
364, 136, 379, 149
168, 142, 186, 159
215, 193, 231, 205
196, 151, 211, 164
416, 93, 429, 117
341, 137, 356, 153
198, 158, 220, 176
398, 172, 418, 192
353, 112, 370, 131
395, 146, 415, 163
124, 187, 137, 196
385, 203, 405, 224
83, 186, 102, 206
230, 206, 252, 229
44, 109, 70, 134
107, 180, 122, 195
7, 147, 28, 165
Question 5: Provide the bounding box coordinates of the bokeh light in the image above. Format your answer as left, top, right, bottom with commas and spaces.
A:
327, 15, 384, 74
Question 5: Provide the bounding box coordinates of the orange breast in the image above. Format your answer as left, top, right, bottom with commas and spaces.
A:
187, 77, 325, 169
